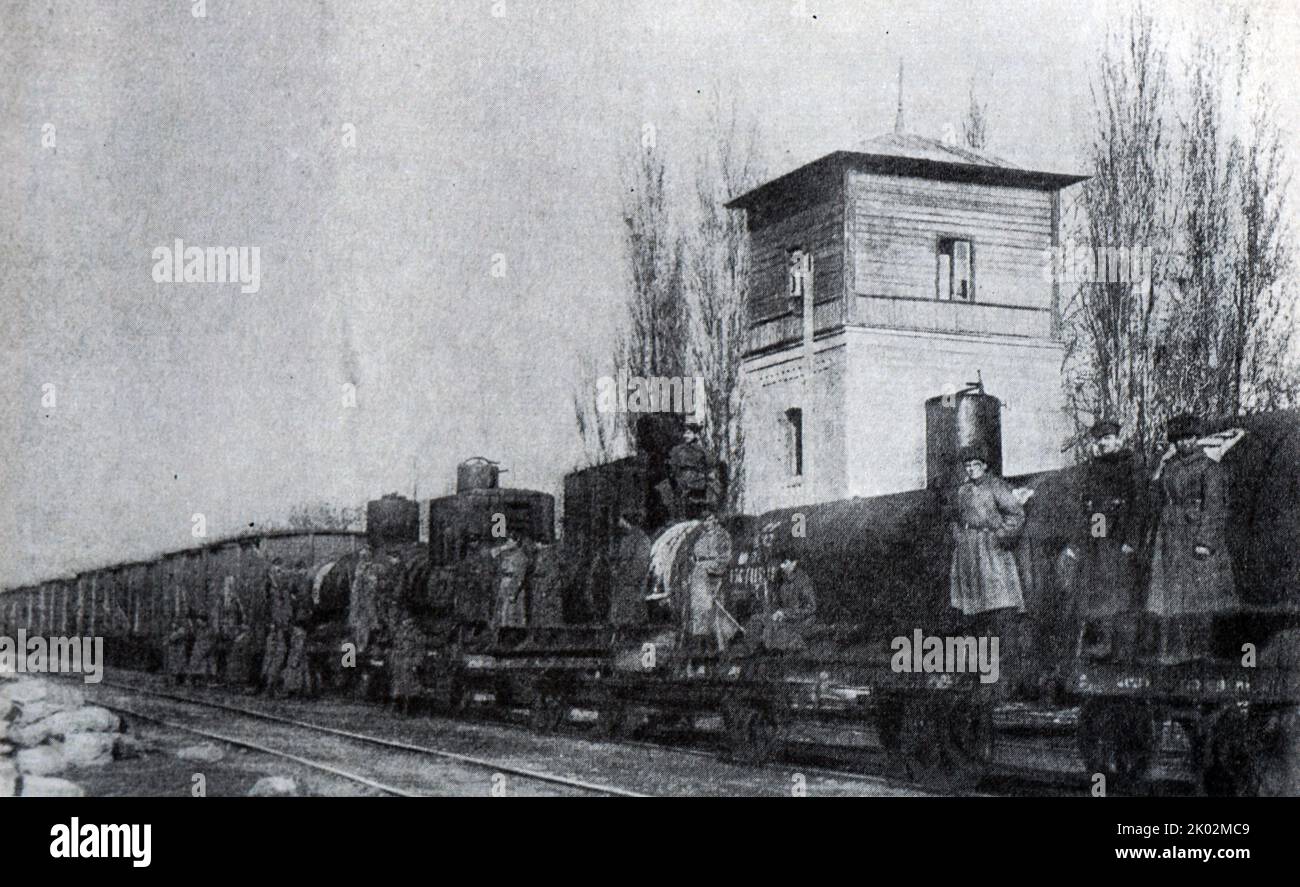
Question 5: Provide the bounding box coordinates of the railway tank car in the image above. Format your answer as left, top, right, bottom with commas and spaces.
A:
1072, 409, 1300, 796
543, 384, 1071, 780
321, 474, 566, 710
676, 459, 1088, 780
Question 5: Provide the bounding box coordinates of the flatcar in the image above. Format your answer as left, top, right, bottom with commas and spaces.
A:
1073, 410, 1300, 795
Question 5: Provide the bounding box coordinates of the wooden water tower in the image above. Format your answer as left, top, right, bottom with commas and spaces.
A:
725, 133, 1087, 512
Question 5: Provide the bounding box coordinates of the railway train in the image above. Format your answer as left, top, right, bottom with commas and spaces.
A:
2, 397, 1296, 796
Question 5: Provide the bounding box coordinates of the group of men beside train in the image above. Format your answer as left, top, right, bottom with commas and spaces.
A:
605, 408, 1237, 695
159, 409, 1236, 706
948, 410, 1236, 697
163, 558, 320, 697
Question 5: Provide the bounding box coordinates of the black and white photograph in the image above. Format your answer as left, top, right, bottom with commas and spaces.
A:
1, 0, 1297, 848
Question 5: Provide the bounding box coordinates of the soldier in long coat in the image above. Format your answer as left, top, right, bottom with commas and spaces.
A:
1060, 420, 1146, 659
185, 612, 218, 685
280, 564, 315, 697
1145, 413, 1235, 661
209, 576, 244, 681
491, 538, 530, 629
949, 444, 1026, 696
164, 615, 193, 685
216, 578, 256, 688
259, 560, 293, 695
526, 545, 567, 628
608, 513, 652, 629
388, 615, 426, 715
663, 423, 719, 520
348, 545, 379, 654
684, 516, 733, 645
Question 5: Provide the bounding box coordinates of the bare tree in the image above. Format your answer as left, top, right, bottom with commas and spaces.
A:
573, 140, 690, 464
1066, 3, 1297, 461
686, 88, 763, 511
1229, 85, 1298, 409
620, 145, 690, 384
1064, 3, 1178, 463
1165, 9, 1296, 415
1159, 25, 1236, 416
573, 349, 622, 465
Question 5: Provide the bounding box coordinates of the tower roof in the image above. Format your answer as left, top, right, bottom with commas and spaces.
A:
725, 133, 1087, 210
853, 132, 1019, 168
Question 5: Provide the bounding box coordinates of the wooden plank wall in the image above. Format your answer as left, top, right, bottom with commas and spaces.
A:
746, 170, 845, 353
847, 171, 1055, 338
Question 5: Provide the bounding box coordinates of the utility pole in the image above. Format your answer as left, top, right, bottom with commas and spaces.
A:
789, 250, 815, 493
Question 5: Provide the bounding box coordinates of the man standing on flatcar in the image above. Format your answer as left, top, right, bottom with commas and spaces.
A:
949, 444, 1026, 699
1145, 412, 1234, 663
664, 422, 720, 521
608, 510, 652, 630
1058, 419, 1146, 674
349, 545, 379, 655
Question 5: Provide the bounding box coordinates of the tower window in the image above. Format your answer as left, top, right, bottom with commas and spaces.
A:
787, 248, 812, 314
937, 238, 974, 302
784, 407, 803, 477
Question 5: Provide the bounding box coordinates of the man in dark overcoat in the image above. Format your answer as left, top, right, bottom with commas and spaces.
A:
1060, 419, 1146, 662
607, 511, 652, 630
762, 558, 818, 653
1145, 412, 1235, 662
259, 559, 293, 695
665, 422, 718, 520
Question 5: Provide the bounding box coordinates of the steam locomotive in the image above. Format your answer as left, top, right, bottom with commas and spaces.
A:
2, 399, 1296, 795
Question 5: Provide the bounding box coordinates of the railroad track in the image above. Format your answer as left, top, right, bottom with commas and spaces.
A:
90, 674, 940, 796
484, 709, 975, 796
92, 679, 649, 797
73, 674, 1187, 797
465, 696, 1190, 796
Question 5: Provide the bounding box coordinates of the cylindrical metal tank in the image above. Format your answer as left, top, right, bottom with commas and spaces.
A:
457, 457, 500, 493
925, 385, 1003, 490
723, 488, 949, 643
428, 488, 556, 565
366, 494, 420, 549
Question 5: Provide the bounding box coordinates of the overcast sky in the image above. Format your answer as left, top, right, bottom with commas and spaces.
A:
2, 0, 1297, 587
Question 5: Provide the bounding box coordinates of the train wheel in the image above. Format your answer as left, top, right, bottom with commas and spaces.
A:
1202, 706, 1262, 797
596, 694, 635, 740
1254, 709, 1300, 797
442, 676, 474, 717
874, 695, 908, 775
724, 702, 781, 766
899, 691, 951, 785
942, 696, 993, 790
1077, 699, 1154, 795
529, 688, 567, 735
